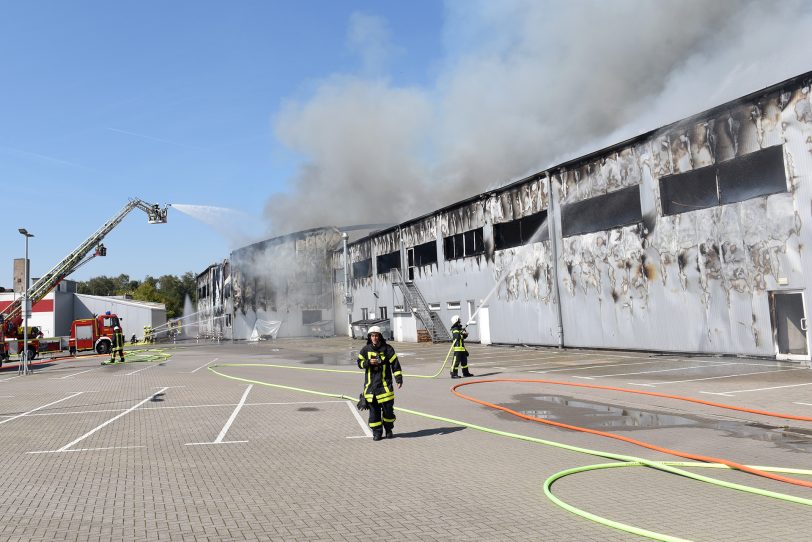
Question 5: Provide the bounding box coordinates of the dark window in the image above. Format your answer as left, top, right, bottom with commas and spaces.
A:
302, 310, 321, 325
659, 145, 787, 216
361, 308, 369, 320
412, 240, 437, 267
562, 186, 642, 237
352, 259, 372, 279
443, 228, 485, 260
494, 211, 548, 250
718, 145, 787, 204
660, 166, 718, 216
376, 251, 401, 275
379, 306, 387, 319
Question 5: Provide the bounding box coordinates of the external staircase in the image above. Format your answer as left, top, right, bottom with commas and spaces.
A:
391, 269, 451, 343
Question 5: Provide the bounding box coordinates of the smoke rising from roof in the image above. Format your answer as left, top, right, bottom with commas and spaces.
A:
265, 0, 812, 235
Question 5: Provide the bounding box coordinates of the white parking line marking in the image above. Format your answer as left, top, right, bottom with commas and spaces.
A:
346, 400, 373, 438
186, 385, 252, 445
0, 375, 21, 382
126, 364, 158, 376
190, 358, 218, 373
699, 381, 812, 396
30, 445, 145, 454
626, 367, 808, 387
23, 400, 347, 418
794, 402, 812, 407
0, 392, 84, 426
30, 387, 169, 454
572, 362, 738, 379
531, 360, 676, 374
51, 369, 95, 380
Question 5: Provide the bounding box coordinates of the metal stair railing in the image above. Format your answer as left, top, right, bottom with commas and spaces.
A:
390, 268, 451, 342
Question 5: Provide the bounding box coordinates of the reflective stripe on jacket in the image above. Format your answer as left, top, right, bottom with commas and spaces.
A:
451, 323, 467, 353
357, 341, 402, 403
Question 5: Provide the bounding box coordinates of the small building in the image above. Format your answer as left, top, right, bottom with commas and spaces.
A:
0, 280, 166, 339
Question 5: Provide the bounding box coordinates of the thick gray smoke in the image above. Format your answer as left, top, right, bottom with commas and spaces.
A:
265, 0, 812, 235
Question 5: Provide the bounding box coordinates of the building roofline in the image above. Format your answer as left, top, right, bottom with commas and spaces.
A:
74, 293, 166, 310
345, 69, 812, 247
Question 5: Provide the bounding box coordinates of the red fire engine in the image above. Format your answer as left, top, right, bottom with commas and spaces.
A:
0, 199, 168, 365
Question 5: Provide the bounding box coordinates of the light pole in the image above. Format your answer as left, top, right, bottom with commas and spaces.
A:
18, 228, 33, 375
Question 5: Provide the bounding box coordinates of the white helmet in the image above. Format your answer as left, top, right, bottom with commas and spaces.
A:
450, 315, 460, 326
368, 325, 382, 335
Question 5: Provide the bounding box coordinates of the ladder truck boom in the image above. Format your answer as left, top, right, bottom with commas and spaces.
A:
1, 198, 168, 336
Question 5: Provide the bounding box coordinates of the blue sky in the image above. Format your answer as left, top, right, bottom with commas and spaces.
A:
2, 1, 811, 288
0, 1, 443, 285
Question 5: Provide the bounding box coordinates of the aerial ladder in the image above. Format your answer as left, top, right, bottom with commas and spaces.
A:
0, 199, 169, 361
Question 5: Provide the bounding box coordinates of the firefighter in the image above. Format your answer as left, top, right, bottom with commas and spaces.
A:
143, 324, 153, 344
450, 315, 474, 379
110, 325, 125, 363
357, 325, 403, 441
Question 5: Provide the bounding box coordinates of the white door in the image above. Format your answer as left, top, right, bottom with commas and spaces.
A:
769, 291, 809, 362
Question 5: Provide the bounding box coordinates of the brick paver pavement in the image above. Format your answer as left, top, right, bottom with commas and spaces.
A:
0, 338, 810, 541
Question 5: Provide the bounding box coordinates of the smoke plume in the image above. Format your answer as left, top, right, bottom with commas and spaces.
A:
265, 0, 812, 235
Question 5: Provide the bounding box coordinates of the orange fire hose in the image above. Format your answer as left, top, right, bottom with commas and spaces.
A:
452, 378, 812, 488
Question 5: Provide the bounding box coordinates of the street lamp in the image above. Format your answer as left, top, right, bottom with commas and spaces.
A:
18, 228, 33, 375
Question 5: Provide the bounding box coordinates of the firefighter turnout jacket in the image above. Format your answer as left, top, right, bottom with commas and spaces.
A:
357, 340, 403, 403
451, 322, 468, 353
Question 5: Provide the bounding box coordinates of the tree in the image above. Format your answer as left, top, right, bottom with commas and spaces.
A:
75, 272, 198, 319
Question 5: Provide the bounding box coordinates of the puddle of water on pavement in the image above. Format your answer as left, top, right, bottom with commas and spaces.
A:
498, 394, 812, 453
300, 353, 356, 366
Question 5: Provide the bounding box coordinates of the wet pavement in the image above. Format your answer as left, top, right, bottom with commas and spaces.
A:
0, 336, 810, 541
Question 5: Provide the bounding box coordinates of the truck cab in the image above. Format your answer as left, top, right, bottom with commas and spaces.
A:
69, 312, 121, 355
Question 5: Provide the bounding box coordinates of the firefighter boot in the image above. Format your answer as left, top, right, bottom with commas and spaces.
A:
372, 431, 383, 442
450, 371, 461, 379
463, 370, 474, 377
385, 427, 394, 439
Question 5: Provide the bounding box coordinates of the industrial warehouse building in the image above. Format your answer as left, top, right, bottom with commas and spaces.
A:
198, 70, 812, 364
0, 280, 166, 340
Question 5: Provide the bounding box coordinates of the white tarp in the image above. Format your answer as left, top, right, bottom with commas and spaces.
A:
249, 319, 282, 341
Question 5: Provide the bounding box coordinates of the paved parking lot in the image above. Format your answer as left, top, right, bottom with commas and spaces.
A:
1, 338, 811, 541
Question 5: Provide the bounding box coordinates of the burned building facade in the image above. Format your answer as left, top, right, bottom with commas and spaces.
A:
332, 71, 812, 362
196, 260, 232, 340
231, 227, 341, 339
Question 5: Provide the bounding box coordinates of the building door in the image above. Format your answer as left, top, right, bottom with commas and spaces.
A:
406, 248, 415, 282
464, 300, 480, 342
769, 291, 809, 361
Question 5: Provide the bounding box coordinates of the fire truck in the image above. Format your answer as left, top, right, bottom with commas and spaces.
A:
0, 199, 168, 365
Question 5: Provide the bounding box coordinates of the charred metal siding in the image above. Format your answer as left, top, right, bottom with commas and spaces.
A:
230, 228, 340, 339
334, 71, 812, 358
196, 260, 232, 340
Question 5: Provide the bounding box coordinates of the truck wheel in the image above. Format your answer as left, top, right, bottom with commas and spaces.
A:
96, 341, 111, 355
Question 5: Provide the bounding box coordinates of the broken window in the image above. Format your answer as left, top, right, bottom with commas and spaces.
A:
494, 210, 548, 250
352, 259, 372, 279
302, 310, 321, 325
718, 145, 787, 204
376, 250, 401, 275
333, 268, 345, 283
443, 228, 485, 260
561, 185, 642, 237
412, 240, 437, 267
660, 166, 719, 216
659, 145, 787, 216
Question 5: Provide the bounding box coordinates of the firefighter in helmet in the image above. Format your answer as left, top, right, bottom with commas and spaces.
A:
110, 325, 125, 364
450, 315, 473, 378
357, 325, 403, 441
